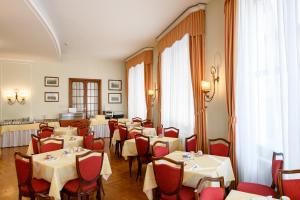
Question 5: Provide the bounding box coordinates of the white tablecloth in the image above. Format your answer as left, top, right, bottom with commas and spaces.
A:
112, 127, 157, 145
32, 149, 112, 200
0, 129, 37, 147
122, 136, 180, 160
90, 124, 110, 138
27, 135, 83, 155
54, 127, 77, 136
225, 190, 278, 200
143, 151, 235, 200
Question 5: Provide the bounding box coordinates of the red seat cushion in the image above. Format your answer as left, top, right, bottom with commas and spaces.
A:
21, 178, 50, 193
282, 179, 300, 200
237, 182, 276, 197
64, 178, 97, 193
199, 187, 225, 200
153, 146, 169, 158
161, 186, 195, 200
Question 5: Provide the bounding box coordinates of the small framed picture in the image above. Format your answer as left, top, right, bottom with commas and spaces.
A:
108, 93, 122, 104
44, 92, 59, 102
108, 80, 122, 91
45, 76, 59, 87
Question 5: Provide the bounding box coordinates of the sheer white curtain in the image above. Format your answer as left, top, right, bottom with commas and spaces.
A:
236, 0, 300, 185
128, 62, 147, 120
161, 34, 195, 138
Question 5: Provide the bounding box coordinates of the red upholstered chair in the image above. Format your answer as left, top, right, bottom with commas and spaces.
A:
237, 152, 284, 197
135, 134, 151, 180
115, 125, 127, 157
152, 141, 169, 158
142, 119, 153, 128
77, 126, 90, 136
152, 157, 194, 200
83, 133, 95, 150
15, 152, 50, 200
61, 151, 104, 200
208, 138, 231, 157
108, 119, 118, 147
31, 134, 40, 154
157, 125, 164, 136
35, 193, 54, 200
164, 127, 179, 138
185, 135, 197, 152
39, 122, 48, 130
39, 138, 64, 153
132, 117, 142, 123
38, 127, 54, 139
128, 128, 143, 139
195, 177, 225, 200
278, 169, 300, 200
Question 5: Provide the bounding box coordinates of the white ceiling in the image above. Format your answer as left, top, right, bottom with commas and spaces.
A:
0, 0, 209, 61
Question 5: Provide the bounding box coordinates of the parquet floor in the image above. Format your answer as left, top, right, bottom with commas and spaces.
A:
0, 139, 148, 200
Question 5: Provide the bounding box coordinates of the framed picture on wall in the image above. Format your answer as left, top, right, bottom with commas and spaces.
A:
45, 76, 59, 87
44, 92, 59, 102
108, 93, 122, 104
108, 80, 122, 91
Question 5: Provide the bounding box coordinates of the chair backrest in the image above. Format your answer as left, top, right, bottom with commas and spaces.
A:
128, 128, 143, 139
132, 117, 142, 123
135, 134, 150, 156
76, 151, 104, 186
142, 120, 153, 128
35, 193, 54, 200
271, 152, 284, 188
278, 169, 300, 200
195, 177, 225, 200
157, 125, 164, 136
83, 133, 95, 150
164, 127, 179, 138
185, 135, 197, 152
108, 119, 118, 134
15, 152, 33, 190
152, 157, 183, 197
152, 141, 169, 158
39, 138, 64, 153
208, 138, 231, 157
39, 122, 48, 130
93, 137, 105, 151
31, 134, 40, 154
77, 126, 89, 136
118, 125, 128, 141
38, 127, 54, 139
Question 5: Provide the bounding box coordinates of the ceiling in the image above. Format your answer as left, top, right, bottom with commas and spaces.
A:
0, 0, 209, 61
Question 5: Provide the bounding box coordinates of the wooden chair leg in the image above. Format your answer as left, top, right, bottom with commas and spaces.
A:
129, 156, 133, 176
136, 158, 141, 181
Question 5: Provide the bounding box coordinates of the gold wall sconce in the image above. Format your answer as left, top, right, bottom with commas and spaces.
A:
201, 66, 219, 102
148, 83, 158, 106
5, 89, 27, 105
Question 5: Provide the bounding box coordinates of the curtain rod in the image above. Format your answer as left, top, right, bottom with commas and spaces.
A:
155, 3, 207, 40
125, 47, 153, 61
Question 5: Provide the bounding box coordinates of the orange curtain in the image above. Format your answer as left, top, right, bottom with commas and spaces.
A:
125, 50, 153, 120
157, 10, 207, 151
225, 0, 238, 182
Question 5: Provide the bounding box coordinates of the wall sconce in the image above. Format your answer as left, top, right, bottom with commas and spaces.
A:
5, 89, 27, 105
148, 83, 158, 106
201, 66, 219, 102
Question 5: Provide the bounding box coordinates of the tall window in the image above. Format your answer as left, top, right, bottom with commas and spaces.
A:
69, 78, 102, 119
128, 62, 147, 119
161, 34, 194, 137
236, 0, 300, 185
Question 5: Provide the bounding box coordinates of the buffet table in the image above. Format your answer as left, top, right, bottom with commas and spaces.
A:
0, 122, 60, 148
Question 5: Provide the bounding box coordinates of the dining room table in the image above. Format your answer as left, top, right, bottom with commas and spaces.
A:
54, 126, 77, 136
143, 151, 235, 200
27, 135, 83, 155
111, 127, 157, 145
225, 190, 278, 200
32, 148, 112, 200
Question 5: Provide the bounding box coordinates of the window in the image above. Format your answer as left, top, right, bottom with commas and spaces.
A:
236, 0, 300, 185
69, 78, 102, 119
161, 34, 194, 138
128, 62, 147, 119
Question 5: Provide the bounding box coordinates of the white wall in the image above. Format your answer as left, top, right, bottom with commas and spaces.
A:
0, 58, 125, 121
205, 0, 228, 139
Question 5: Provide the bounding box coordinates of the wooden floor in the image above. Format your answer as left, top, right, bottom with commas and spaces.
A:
0, 139, 148, 200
